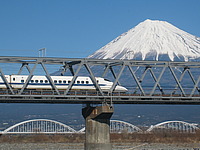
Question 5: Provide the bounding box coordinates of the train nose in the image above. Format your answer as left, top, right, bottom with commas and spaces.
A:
116, 85, 128, 92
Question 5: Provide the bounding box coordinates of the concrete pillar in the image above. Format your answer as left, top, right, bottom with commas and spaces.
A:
82, 104, 114, 150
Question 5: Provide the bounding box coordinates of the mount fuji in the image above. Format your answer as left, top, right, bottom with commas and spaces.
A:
88, 19, 200, 61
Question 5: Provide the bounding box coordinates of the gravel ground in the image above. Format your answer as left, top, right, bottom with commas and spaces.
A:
113, 143, 200, 150
0, 143, 84, 150
0, 143, 200, 150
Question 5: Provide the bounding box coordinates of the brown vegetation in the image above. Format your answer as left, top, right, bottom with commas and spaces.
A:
0, 131, 200, 143
111, 131, 200, 143
0, 134, 85, 143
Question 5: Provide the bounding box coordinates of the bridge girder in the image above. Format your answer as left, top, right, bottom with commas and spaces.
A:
0, 56, 200, 104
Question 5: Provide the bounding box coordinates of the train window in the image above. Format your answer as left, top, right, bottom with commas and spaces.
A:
81, 81, 84, 84
59, 80, 62, 84
54, 80, 57, 83
35, 80, 38, 83
40, 80, 43, 83
77, 81, 80, 84
45, 80, 48, 83
68, 80, 71, 84
21, 80, 24, 83
13, 78, 15, 81
63, 80, 66, 84
86, 81, 89, 84
30, 80, 34, 83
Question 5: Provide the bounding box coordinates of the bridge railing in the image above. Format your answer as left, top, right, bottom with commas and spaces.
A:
0, 89, 199, 98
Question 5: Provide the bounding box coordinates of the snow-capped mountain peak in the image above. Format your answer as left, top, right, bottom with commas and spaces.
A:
88, 19, 200, 61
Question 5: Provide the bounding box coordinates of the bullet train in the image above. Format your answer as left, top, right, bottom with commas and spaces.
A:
0, 75, 128, 92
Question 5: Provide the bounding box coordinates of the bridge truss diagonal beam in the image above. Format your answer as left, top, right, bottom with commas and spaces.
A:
190, 75, 200, 97
150, 67, 166, 96
102, 65, 110, 78
138, 66, 149, 83
18, 63, 31, 75
109, 66, 121, 86
84, 63, 104, 95
41, 62, 60, 95
18, 63, 38, 95
109, 63, 126, 93
0, 69, 14, 94
172, 68, 188, 95
169, 66, 186, 97
102, 65, 121, 86
127, 65, 145, 96
61, 63, 75, 76
188, 69, 199, 91
64, 62, 83, 95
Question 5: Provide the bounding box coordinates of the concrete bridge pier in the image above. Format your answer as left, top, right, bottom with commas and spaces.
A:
82, 104, 114, 150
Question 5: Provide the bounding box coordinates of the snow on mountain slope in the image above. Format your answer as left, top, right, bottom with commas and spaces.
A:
88, 19, 200, 61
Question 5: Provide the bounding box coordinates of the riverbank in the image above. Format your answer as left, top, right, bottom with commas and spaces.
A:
0, 143, 199, 150
1, 132, 200, 143
0, 133, 200, 149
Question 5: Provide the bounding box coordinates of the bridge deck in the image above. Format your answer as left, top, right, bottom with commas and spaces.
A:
0, 90, 200, 104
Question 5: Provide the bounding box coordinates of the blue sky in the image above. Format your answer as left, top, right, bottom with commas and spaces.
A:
0, 0, 200, 58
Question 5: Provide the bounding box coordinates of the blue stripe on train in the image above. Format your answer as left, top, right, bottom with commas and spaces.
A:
0, 82, 106, 86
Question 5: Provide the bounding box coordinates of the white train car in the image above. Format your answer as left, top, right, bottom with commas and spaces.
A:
0, 75, 10, 89
0, 75, 127, 92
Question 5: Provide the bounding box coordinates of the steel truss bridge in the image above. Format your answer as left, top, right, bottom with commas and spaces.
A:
0, 56, 200, 104
1, 119, 198, 134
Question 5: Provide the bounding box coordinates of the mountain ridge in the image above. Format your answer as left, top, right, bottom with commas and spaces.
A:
88, 19, 200, 61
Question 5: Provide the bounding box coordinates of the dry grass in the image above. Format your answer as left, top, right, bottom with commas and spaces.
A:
0, 134, 85, 143
0, 131, 200, 143
111, 131, 200, 143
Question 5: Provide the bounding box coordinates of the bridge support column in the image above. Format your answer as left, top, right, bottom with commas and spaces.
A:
82, 104, 114, 150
